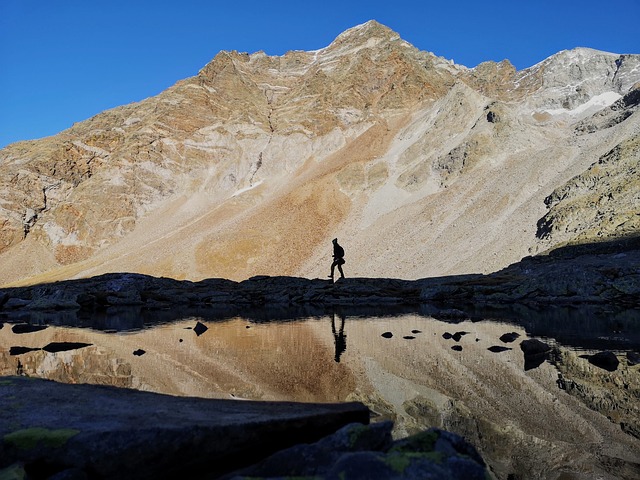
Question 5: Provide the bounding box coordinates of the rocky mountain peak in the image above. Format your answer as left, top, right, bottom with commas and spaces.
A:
0, 22, 638, 286
330, 20, 401, 46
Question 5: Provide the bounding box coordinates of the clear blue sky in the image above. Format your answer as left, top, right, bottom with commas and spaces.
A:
1, 0, 639, 148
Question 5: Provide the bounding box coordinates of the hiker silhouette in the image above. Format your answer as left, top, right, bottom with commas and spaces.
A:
329, 238, 345, 280
331, 312, 347, 362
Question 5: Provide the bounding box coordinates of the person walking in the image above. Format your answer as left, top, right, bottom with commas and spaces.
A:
329, 238, 345, 280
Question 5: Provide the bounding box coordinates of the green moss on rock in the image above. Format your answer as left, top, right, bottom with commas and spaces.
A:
389, 429, 439, 454
0, 463, 27, 480
4, 427, 80, 450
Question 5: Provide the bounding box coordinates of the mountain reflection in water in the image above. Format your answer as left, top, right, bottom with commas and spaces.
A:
1, 307, 640, 480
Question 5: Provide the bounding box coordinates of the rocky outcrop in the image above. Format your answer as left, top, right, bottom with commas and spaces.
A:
554, 349, 640, 441
0, 376, 488, 480
1, 239, 638, 329
225, 422, 487, 480
536, 133, 640, 247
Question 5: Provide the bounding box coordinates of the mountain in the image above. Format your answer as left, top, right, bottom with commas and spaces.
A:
1, 20, 639, 286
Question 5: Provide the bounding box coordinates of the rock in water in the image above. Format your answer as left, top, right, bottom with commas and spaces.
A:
587, 351, 619, 372
520, 339, 551, 356
488, 346, 512, 353
12, 324, 48, 334
500, 332, 520, 343
520, 338, 552, 371
42, 342, 92, 353
193, 321, 208, 336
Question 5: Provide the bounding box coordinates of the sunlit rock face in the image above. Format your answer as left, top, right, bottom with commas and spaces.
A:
1, 20, 639, 286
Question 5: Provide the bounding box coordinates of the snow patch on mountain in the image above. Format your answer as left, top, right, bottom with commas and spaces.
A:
543, 91, 623, 119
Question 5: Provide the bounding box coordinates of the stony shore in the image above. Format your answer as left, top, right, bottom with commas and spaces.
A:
1, 239, 638, 320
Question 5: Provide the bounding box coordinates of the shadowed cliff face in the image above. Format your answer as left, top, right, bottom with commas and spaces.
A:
0, 21, 639, 286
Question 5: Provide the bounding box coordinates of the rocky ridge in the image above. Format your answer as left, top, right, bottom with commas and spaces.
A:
1, 238, 638, 318
0, 21, 639, 286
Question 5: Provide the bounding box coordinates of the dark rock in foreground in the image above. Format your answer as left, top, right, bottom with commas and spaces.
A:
225, 422, 487, 480
0, 376, 369, 479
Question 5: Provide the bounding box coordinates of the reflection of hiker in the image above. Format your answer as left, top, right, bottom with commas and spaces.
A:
329, 238, 345, 280
332, 312, 347, 362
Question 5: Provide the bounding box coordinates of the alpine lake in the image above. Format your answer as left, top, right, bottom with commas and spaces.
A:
2, 304, 639, 480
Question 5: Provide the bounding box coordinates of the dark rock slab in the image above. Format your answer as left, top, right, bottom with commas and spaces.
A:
0, 376, 370, 480
381, 332, 393, 339
403, 336, 416, 340
132, 349, 146, 356
451, 345, 463, 352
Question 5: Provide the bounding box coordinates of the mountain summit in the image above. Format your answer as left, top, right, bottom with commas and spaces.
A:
1, 22, 639, 286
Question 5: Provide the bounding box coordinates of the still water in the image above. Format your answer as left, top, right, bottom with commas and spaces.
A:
1, 307, 639, 479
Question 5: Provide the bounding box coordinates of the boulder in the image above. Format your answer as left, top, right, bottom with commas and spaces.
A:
519, 339, 551, 356
587, 351, 619, 372
519, 338, 552, 371
225, 423, 487, 480
627, 351, 640, 366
